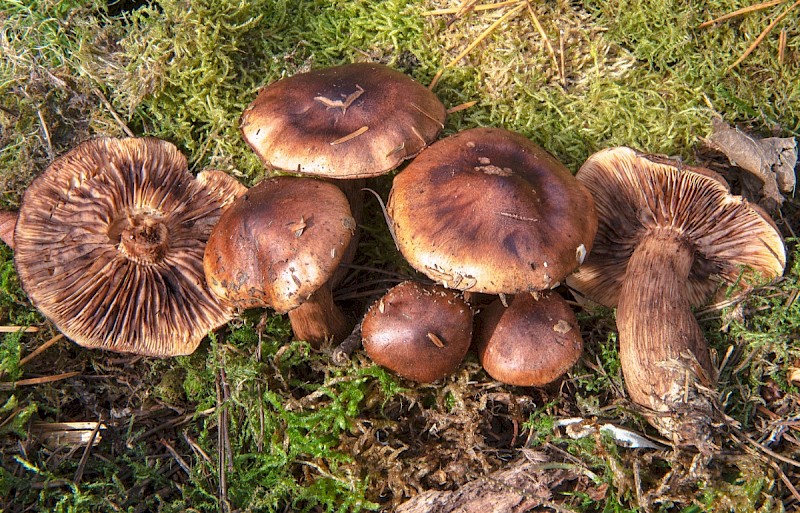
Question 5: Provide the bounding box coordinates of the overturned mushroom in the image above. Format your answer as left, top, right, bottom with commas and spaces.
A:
204, 176, 356, 347
568, 147, 786, 449
13, 138, 246, 356
362, 281, 473, 383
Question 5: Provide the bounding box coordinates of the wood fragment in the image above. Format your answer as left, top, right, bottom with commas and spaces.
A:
779, 28, 787, 62
397, 453, 580, 513
428, 68, 444, 90
427, 332, 446, 348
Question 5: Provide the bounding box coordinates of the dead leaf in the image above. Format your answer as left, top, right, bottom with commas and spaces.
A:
706, 117, 797, 213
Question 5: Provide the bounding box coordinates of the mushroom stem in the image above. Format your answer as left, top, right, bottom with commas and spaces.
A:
617, 229, 716, 449
0, 210, 18, 249
287, 282, 350, 348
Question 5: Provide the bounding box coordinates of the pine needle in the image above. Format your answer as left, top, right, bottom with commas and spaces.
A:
728, 0, 800, 70
698, 0, 787, 28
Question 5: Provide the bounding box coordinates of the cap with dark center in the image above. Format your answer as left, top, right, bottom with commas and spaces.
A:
388, 127, 597, 293
204, 176, 356, 346
361, 281, 473, 383
13, 138, 246, 357
240, 62, 446, 178
476, 291, 582, 387
567, 146, 785, 449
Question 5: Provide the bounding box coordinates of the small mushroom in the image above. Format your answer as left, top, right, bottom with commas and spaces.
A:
0, 210, 17, 249
204, 176, 355, 346
476, 291, 583, 387
567, 147, 786, 448
361, 281, 473, 383
13, 137, 246, 356
240, 62, 446, 179
388, 127, 597, 294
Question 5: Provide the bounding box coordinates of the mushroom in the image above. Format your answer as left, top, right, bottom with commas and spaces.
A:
0, 210, 16, 249
361, 280, 473, 383
13, 137, 246, 357
567, 147, 786, 448
240, 62, 446, 179
476, 291, 583, 387
388, 127, 598, 294
204, 176, 356, 347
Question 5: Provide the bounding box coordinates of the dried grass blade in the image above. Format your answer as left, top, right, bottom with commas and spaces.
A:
446, 2, 527, 68
423, 0, 521, 16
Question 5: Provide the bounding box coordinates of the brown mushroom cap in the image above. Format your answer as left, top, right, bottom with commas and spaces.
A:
567, 146, 786, 307
476, 292, 583, 387
361, 281, 473, 383
204, 176, 355, 313
388, 127, 597, 293
13, 137, 245, 357
240, 62, 446, 178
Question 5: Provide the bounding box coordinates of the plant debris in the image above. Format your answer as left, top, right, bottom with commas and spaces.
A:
706, 117, 798, 212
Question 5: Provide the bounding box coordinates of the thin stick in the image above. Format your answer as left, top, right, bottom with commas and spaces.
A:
92, 86, 135, 137
559, 28, 566, 86
728, 0, 800, 70
0, 371, 80, 390
423, 0, 522, 16
19, 334, 64, 367
446, 2, 527, 67
525, 1, 559, 76
698, 0, 787, 28
127, 407, 216, 446
73, 418, 103, 483
162, 439, 192, 476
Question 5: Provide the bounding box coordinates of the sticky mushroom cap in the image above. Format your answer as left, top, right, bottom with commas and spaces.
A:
240, 62, 446, 178
13, 137, 245, 357
567, 146, 786, 307
204, 176, 355, 313
476, 291, 583, 387
388, 127, 597, 293
361, 281, 473, 383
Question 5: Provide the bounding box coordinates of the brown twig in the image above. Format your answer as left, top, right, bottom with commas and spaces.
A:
446, 100, 478, 114
0, 326, 39, 333
127, 407, 216, 446
162, 439, 192, 476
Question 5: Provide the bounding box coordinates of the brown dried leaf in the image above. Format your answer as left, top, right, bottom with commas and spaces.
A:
707, 117, 797, 212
